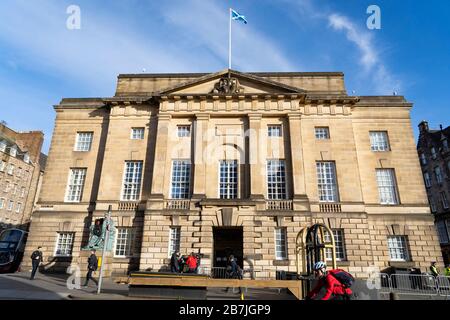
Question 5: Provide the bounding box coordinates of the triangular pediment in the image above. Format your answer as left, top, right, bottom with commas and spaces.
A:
159, 69, 306, 96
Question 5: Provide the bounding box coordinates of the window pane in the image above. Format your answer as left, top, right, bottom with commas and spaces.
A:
274, 228, 287, 260
441, 192, 449, 209
65, 168, 87, 202
325, 229, 346, 261
171, 160, 191, 199
55, 232, 74, 256
435, 167, 443, 184
316, 162, 339, 202
115, 228, 134, 257
268, 125, 282, 137
436, 221, 449, 244
75, 132, 93, 151
424, 172, 432, 188
177, 126, 191, 137
131, 128, 145, 140
376, 169, 398, 205
370, 131, 390, 151
168, 227, 181, 257
219, 160, 238, 199
121, 161, 143, 201
315, 127, 330, 140
267, 160, 287, 199
387, 236, 409, 261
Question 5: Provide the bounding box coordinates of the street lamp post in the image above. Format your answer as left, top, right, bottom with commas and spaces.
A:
97, 205, 112, 295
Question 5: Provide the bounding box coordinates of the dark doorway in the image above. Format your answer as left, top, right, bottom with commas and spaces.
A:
213, 227, 243, 268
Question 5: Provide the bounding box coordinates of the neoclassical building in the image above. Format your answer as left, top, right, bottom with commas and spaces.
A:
23, 69, 443, 278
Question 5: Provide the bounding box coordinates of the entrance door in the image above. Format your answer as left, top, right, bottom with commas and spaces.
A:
213, 227, 243, 268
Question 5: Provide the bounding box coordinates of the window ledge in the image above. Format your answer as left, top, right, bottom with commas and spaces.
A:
273, 260, 290, 266
49, 255, 73, 262
388, 261, 415, 269
336, 261, 350, 267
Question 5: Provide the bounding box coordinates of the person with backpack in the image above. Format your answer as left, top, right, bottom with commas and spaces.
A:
306, 261, 353, 300
83, 250, 98, 287
30, 246, 43, 280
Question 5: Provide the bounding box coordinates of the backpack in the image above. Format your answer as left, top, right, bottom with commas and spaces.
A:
328, 269, 355, 288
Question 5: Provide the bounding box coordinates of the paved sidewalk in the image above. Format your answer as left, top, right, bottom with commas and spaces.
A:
0, 271, 130, 300
0, 271, 297, 300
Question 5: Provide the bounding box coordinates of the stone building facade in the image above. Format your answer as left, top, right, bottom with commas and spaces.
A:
23, 70, 443, 278
0, 124, 45, 231
417, 122, 450, 264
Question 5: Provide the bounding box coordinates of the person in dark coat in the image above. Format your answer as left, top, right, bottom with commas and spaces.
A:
170, 251, 180, 273
83, 250, 98, 287
223, 255, 242, 293
30, 246, 43, 280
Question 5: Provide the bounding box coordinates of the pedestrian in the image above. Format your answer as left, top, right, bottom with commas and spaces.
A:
429, 261, 439, 277
30, 246, 43, 280
83, 250, 98, 287
444, 264, 450, 277
185, 252, 198, 273
170, 251, 180, 273
305, 261, 353, 300
223, 255, 242, 294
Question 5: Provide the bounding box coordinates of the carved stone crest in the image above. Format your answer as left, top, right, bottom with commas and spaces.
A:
211, 77, 243, 94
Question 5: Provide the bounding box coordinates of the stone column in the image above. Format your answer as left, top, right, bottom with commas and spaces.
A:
192, 113, 210, 199
287, 113, 306, 196
248, 113, 265, 199
150, 113, 172, 198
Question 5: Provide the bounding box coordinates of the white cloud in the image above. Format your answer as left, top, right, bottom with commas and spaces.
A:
327, 13, 401, 94
328, 14, 378, 70
0, 0, 214, 94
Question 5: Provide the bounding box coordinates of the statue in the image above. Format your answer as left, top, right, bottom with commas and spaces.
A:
211, 77, 243, 94
83, 217, 116, 251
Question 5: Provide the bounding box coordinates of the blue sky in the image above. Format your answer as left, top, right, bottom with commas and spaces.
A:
0, 0, 449, 154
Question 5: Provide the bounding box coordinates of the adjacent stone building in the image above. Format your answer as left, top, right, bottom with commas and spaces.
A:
0, 123, 45, 231
23, 69, 443, 278
417, 122, 450, 264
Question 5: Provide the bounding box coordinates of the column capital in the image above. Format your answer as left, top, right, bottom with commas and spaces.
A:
248, 113, 263, 121
287, 113, 301, 121
195, 113, 210, 121
158, 113, 172, 121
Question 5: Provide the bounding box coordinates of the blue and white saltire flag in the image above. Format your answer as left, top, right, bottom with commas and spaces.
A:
231, 9, 248, 24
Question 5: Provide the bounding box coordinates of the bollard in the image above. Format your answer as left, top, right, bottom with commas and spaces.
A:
389, 292, 399, 300
240, 292, 245, 300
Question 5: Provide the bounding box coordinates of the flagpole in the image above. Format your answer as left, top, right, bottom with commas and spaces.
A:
229, 8, 232, 70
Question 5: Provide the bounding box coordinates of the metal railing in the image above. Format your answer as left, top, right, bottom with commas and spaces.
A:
379, 273, 450, 297
204, 267, 257, 280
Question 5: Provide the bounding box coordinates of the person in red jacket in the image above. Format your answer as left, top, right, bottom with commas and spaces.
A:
185, 252, 198, 273
306, 261, 352, 300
